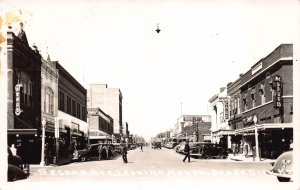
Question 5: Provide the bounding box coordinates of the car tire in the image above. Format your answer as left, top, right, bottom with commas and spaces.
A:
80, 156, 87, 162
203, 154, 210, 159
220, 154, 227, 159
277, 177, 290, 182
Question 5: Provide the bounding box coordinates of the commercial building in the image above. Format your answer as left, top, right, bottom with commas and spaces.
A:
87, 84, 123, 142
209, 44, 293, 159
7, 24, 43, 164
236, 44, 293, 159
209, 87, 233, 150
57, 62, 88, 162
173, 114, 211, 142
87, 107, 113, 144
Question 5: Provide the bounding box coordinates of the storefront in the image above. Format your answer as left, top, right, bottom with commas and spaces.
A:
235, 123, 293, 159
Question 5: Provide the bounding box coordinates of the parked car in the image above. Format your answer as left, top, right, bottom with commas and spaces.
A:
73, 143, 111, 162
190, 143, 228, 159
266, 150, 293, 182
7, 146, 29, 182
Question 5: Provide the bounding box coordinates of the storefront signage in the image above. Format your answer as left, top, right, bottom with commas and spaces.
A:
219, 97, 229, 120
251, 62, 262, 75
15, 84, 23, 116
273, 75, 282, 109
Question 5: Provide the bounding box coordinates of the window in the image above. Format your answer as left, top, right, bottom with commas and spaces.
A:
243, 93, 248, 111
266, 72, 270, 79
45, 87, 54, 115
259, 83, 266, 104
82, 106, 86, 121
67, 96, 71, 114
237, 96, 240, 114
77, 103, 81, 119
72, 100, 76, 117
251, 88, 256, 108
59, 91, 65, 111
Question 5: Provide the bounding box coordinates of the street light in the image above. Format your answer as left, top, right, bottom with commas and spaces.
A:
253, 115, 260, 161
40, 119, 46, 166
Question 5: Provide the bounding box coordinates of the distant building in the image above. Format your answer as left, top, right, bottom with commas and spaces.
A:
87, 107, 113, 144
173, 114, 211, 142
87, 84, 123, 141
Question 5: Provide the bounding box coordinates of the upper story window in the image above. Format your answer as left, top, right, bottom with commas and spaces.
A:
59, 91, 65, 111
67, 96, 71, 114
44, 86, 54, 115
259, 83, 266, 104
72, 100, 76, 117
251, 88, 256, 108
243, 93, 248, 111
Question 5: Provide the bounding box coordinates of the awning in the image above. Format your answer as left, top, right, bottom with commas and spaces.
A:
7, 129, 37, 135
235, 123, 293, 134
89, 136, 112, 140
212, 130, 235, 136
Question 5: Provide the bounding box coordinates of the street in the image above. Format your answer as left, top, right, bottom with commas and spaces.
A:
6, 146, 295, 190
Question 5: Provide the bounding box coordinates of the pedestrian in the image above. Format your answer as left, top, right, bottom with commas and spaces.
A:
98, 144, 103, 161
183, 140, 190, 162
10, 144, 17, 155
140, 143, 143, 152
122, 144, 128, 163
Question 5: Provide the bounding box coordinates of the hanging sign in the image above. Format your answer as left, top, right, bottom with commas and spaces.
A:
273, 75, 282, 109
15, 84, 23, 116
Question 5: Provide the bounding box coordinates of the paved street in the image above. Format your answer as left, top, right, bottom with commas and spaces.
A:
8, 146, 294, 190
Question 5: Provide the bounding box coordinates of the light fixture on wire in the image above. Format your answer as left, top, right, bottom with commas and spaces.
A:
156, 23, 161, 33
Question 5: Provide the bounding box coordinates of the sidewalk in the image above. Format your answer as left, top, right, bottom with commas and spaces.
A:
31, 156, 73, 168
228, 153, 275, 162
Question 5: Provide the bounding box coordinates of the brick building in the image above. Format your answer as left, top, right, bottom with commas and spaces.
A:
7, 25, 43, 164
235, 44, 293, 159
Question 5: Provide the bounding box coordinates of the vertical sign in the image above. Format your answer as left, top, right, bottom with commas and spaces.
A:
219, 97, 229, 120
15, 84, 23, 116
273, 75, 282, 109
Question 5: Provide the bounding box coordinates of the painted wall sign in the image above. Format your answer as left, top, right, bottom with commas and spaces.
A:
15, 84, 23, 116
273, 75, 282, 109
251, 62, 262, 75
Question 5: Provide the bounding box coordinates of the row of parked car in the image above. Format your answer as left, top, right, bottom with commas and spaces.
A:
72, 143, 141, 162
172, 142, 229, 159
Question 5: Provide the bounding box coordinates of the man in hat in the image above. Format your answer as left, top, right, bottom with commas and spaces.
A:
122, 144, 128, 163
183, 140, 190, 162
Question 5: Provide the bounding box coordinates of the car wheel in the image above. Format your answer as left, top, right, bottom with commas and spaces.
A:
80, 156, 87, 162
220, 154, 227, 159
277, 177, 290, 182
203, 154, 210, 159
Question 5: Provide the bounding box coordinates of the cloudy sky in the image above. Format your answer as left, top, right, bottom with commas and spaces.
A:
2, 0, 300, 140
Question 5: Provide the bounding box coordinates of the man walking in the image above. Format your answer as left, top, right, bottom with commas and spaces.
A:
98, 144, 103, 161
183, 140, 190, 162
140, 143, 143, 152
122, 144, 128, 163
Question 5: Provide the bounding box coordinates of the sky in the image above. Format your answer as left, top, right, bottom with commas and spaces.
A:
2, 0, 300, 140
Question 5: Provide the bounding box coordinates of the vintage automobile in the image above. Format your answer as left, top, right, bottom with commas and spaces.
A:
266, 150, 293, 182
7, 146, 29, 182
151, 141, 161, 149
73, 143, 109, 162
190, 143, 228, 159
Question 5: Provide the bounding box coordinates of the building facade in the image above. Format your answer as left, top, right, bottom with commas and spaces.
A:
57, 62, 88, 161
236, 44, 293, 159
173, 114, 211, 142
87, 107, 113, 144
209, 87, 233, 150
87, 84, 123, 141
7, 26, 43, 164
227, 75, 243, 154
